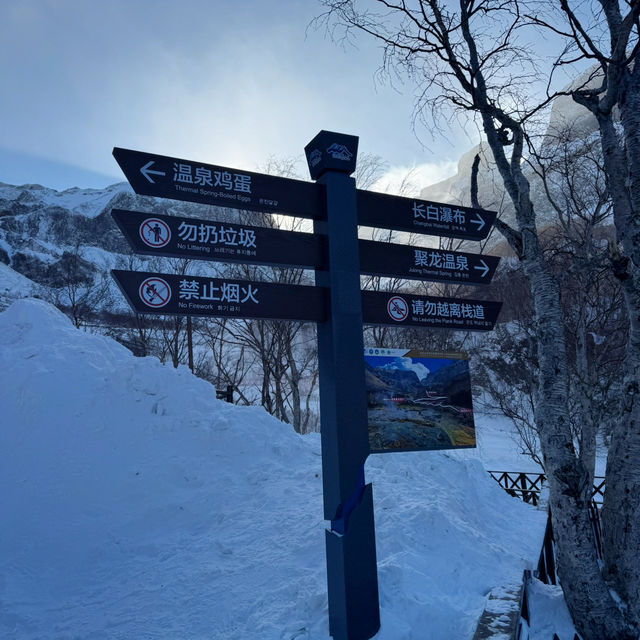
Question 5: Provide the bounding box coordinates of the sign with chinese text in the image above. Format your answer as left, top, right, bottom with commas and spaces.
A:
359, 239, 499, 285
113, 209, 499, 286
356, 190, 497, 241
111, 131, 504, 640
112, 209, 325, 270
111, 269, 326, 322
361, 291, 501, 330
113, 148, 324, 220
364, 349, 476, 453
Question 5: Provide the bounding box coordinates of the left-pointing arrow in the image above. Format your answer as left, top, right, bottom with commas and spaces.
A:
140, 161, 166, 184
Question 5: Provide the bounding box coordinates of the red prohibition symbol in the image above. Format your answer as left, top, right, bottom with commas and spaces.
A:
139, 277, 172, 308
387, 295, 409, 322
139, 218, 171, 248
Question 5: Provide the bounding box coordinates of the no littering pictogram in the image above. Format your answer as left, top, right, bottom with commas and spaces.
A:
387, 296, 408, 322
139, 277, 171, 308
139, 218, 171, 248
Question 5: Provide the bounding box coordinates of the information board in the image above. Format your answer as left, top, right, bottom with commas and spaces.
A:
364, 349, 476, 453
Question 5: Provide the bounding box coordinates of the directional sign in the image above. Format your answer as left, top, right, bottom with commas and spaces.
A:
112, 270, 326, 322
113, 148, 325, 220
113, 209, 499, 286
359, 239, 499, 285
356, 190, 497, 241
361, 291, 502, 331
111, 209, 326, 270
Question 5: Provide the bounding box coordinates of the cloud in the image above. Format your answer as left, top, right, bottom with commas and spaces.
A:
370, 161, 458, 197
381, 357, 430, 382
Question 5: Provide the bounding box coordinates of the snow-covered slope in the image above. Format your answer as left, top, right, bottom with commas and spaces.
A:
0, 180, 240, 305
0, 299, 546, 639
0, 181, 131, 219
0, 262, 42, 310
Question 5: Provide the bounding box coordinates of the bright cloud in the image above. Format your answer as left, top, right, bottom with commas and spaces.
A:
370, 161, 459, 197
381, 357, 431, 381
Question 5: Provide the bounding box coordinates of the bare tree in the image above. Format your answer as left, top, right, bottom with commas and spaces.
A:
47, 241, 112, 329
529, 3, 640, 627
316, 1, 639, 637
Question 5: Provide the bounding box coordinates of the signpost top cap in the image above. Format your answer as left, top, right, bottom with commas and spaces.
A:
305, 130, 359, 180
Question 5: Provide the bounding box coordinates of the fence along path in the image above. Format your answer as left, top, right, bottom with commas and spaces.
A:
487, 470, 605, 507
480, 470, 603, 640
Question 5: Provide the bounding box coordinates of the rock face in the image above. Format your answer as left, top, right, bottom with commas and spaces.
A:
0, 181, 240, 299
418, 67, 604, 250
423, 359, 473, 408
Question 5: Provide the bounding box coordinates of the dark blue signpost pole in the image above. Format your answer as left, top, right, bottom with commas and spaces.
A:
305, 132, 380, 640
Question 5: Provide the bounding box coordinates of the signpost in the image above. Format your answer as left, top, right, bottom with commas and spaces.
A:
357, 189, 497, 240
111, 270, 326, 322
359, 239, 499, 285
113, 209, 499, 286
111, 130, 503, 640
362, 291, 501, 331
111, 208, 326, 270
113, 147, 324, 219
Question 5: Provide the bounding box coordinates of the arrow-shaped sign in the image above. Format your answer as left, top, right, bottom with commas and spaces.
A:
112, 269, 327, 322
140, 161, 166, 184
112, 209, 500, 285
359, 240, 499, 285
356, 189, 496, 241
113, 147, 325, 220
115, 148, 497, 241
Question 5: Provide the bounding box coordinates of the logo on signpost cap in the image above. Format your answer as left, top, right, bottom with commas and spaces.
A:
139, 218, 171, 248
326, 143, 353, 162
308, 149, 322, 168
139, 276, 172, 308
305, 130, 359, 180
387, 296, 409, 322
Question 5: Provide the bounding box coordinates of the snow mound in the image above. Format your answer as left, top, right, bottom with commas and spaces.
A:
0, 299, 546, 639
0, 263, 42, 309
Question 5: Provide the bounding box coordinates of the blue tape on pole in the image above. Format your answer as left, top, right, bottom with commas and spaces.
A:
331, 465, 365, 535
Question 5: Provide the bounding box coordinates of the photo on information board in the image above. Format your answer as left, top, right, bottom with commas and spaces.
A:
364, 348, 476, 453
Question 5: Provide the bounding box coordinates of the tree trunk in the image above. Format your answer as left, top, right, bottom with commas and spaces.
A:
476, 111, 631, 640
591, 71, 640, 630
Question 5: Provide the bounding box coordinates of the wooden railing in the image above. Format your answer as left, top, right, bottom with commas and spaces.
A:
476, 471, 603, 640
487, 470, 605, 508
488, 470, 605, 582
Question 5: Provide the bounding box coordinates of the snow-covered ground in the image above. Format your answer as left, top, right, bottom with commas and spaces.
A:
0, 263, 42, 310
1, 299, 559, 639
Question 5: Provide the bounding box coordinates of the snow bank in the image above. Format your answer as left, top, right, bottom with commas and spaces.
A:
0, 299, 546, 639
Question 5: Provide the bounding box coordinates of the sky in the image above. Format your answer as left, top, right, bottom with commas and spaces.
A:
0, 0, 474, 193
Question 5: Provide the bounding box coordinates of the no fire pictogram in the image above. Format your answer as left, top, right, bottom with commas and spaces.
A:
387, 296, 408, 322
139, 218, 171, 248
139, 277, 171, 308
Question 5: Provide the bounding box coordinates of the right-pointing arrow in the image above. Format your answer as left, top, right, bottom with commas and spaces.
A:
474, 259, 489, 278
470, 213, 485, 232
140, 161, 166, 184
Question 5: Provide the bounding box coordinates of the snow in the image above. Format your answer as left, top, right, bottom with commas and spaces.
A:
0, 181, 130, 218
523, 579, 578, 640
0, 263, 41, 309
0, 299, 550, 639
475, 410, 542, 472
